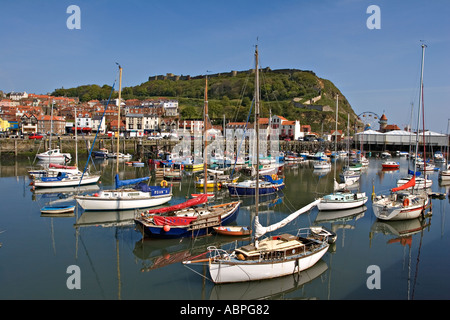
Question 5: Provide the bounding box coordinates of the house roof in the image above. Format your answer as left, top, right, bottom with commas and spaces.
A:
36, 115, 65, 121
384, 124, 400, 131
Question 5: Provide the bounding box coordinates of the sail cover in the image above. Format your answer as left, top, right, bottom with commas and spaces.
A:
391, 175, 415, 192
254, 199, 320, 238
408, 169, 421, 177
115, 174, 150, 189
144, 194, 208, 216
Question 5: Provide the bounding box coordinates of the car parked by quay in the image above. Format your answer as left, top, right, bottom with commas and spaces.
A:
29, 133, 44, 140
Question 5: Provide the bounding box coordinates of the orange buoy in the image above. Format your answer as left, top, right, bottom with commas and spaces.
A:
163, 225, 170, 232
403, 198, 410, 207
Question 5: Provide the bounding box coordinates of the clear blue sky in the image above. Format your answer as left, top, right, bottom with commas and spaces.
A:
1, 0, 449, 133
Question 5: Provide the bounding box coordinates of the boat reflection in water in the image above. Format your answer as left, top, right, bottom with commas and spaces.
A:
209, 259, 328, 300
369, 216, 432, 300
32, 184, 100, 197
74, 208, 137, 228
315, 205, 367, 224
369, 216, 431, 241
133, 235, 247, 272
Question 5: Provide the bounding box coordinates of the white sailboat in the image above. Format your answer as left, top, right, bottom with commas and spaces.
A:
372, 44, 430, 221
32, 170, 100, 188
35, 103, 71, 162
32, 106, 101, 188
439, 119, 450, 181
183, 46, 329, 284
36, 148, 72, 162
317, 96, 368, 211
75, 65, 172, 211
396, 173, 432, 190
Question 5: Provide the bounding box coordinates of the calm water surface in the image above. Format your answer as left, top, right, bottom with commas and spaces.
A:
0, 156, 449, 300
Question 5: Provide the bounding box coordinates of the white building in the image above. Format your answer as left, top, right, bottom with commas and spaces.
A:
270, 115, 301, 140
125, 113, 144, 137
76, 111, 92, 130
10, 92, 28, 101
355, 129, 447, 147
162, 100, 179, 117
143, 115, 160, 132
92, 115, 106, 133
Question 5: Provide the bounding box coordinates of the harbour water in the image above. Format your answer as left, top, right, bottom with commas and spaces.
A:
0, 156, 449, 300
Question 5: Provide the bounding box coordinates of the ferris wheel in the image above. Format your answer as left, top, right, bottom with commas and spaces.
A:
357, 111, 381, 131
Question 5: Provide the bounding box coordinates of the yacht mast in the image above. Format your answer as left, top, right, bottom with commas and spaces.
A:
203, 75, 208, 195
414, 44, 426, 188
116, 65, 123, 174
255, 45, 260, 215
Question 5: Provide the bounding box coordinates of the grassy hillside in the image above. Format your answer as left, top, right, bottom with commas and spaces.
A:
52, 68, 362, 133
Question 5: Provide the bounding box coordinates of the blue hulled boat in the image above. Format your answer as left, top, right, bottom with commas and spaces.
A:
227, 175, 285, 197
134, 194, 240, 239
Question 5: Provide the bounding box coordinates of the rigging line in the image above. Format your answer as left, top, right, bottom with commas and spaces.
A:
79, 75, 117, 187
230, 97, 255, 179
258, 57, 283, 117
231, 72, 251, 123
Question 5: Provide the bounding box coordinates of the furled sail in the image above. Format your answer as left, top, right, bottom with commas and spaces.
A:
143, 194, 208, 216
408, 169, 421, 177
391, 175, 415, 192
115, 174, 150, 189
254, 199, 320, 238
333, 179, 352, 191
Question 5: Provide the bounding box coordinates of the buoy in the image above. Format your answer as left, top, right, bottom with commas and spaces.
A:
93, 193, 99, 197
161, 180, 168, 187
403, 198, 410, 207
163, 225, 170, 232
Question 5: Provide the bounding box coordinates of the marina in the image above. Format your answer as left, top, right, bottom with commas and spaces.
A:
1, 1, 449, 307
0, 154, 449, 300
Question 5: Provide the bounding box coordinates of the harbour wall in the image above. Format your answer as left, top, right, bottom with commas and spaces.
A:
0, 136, 445, 160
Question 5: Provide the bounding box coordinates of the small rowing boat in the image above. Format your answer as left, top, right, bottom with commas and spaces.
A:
40, 205, 75, 214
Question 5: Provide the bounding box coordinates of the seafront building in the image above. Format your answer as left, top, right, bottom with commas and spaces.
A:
0, 93, 448, 153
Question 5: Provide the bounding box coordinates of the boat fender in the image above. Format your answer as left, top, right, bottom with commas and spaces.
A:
237, 253, 245, 261
163, 225, 170, 232
403, 198, 410, 207
161, 180, 168, 187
